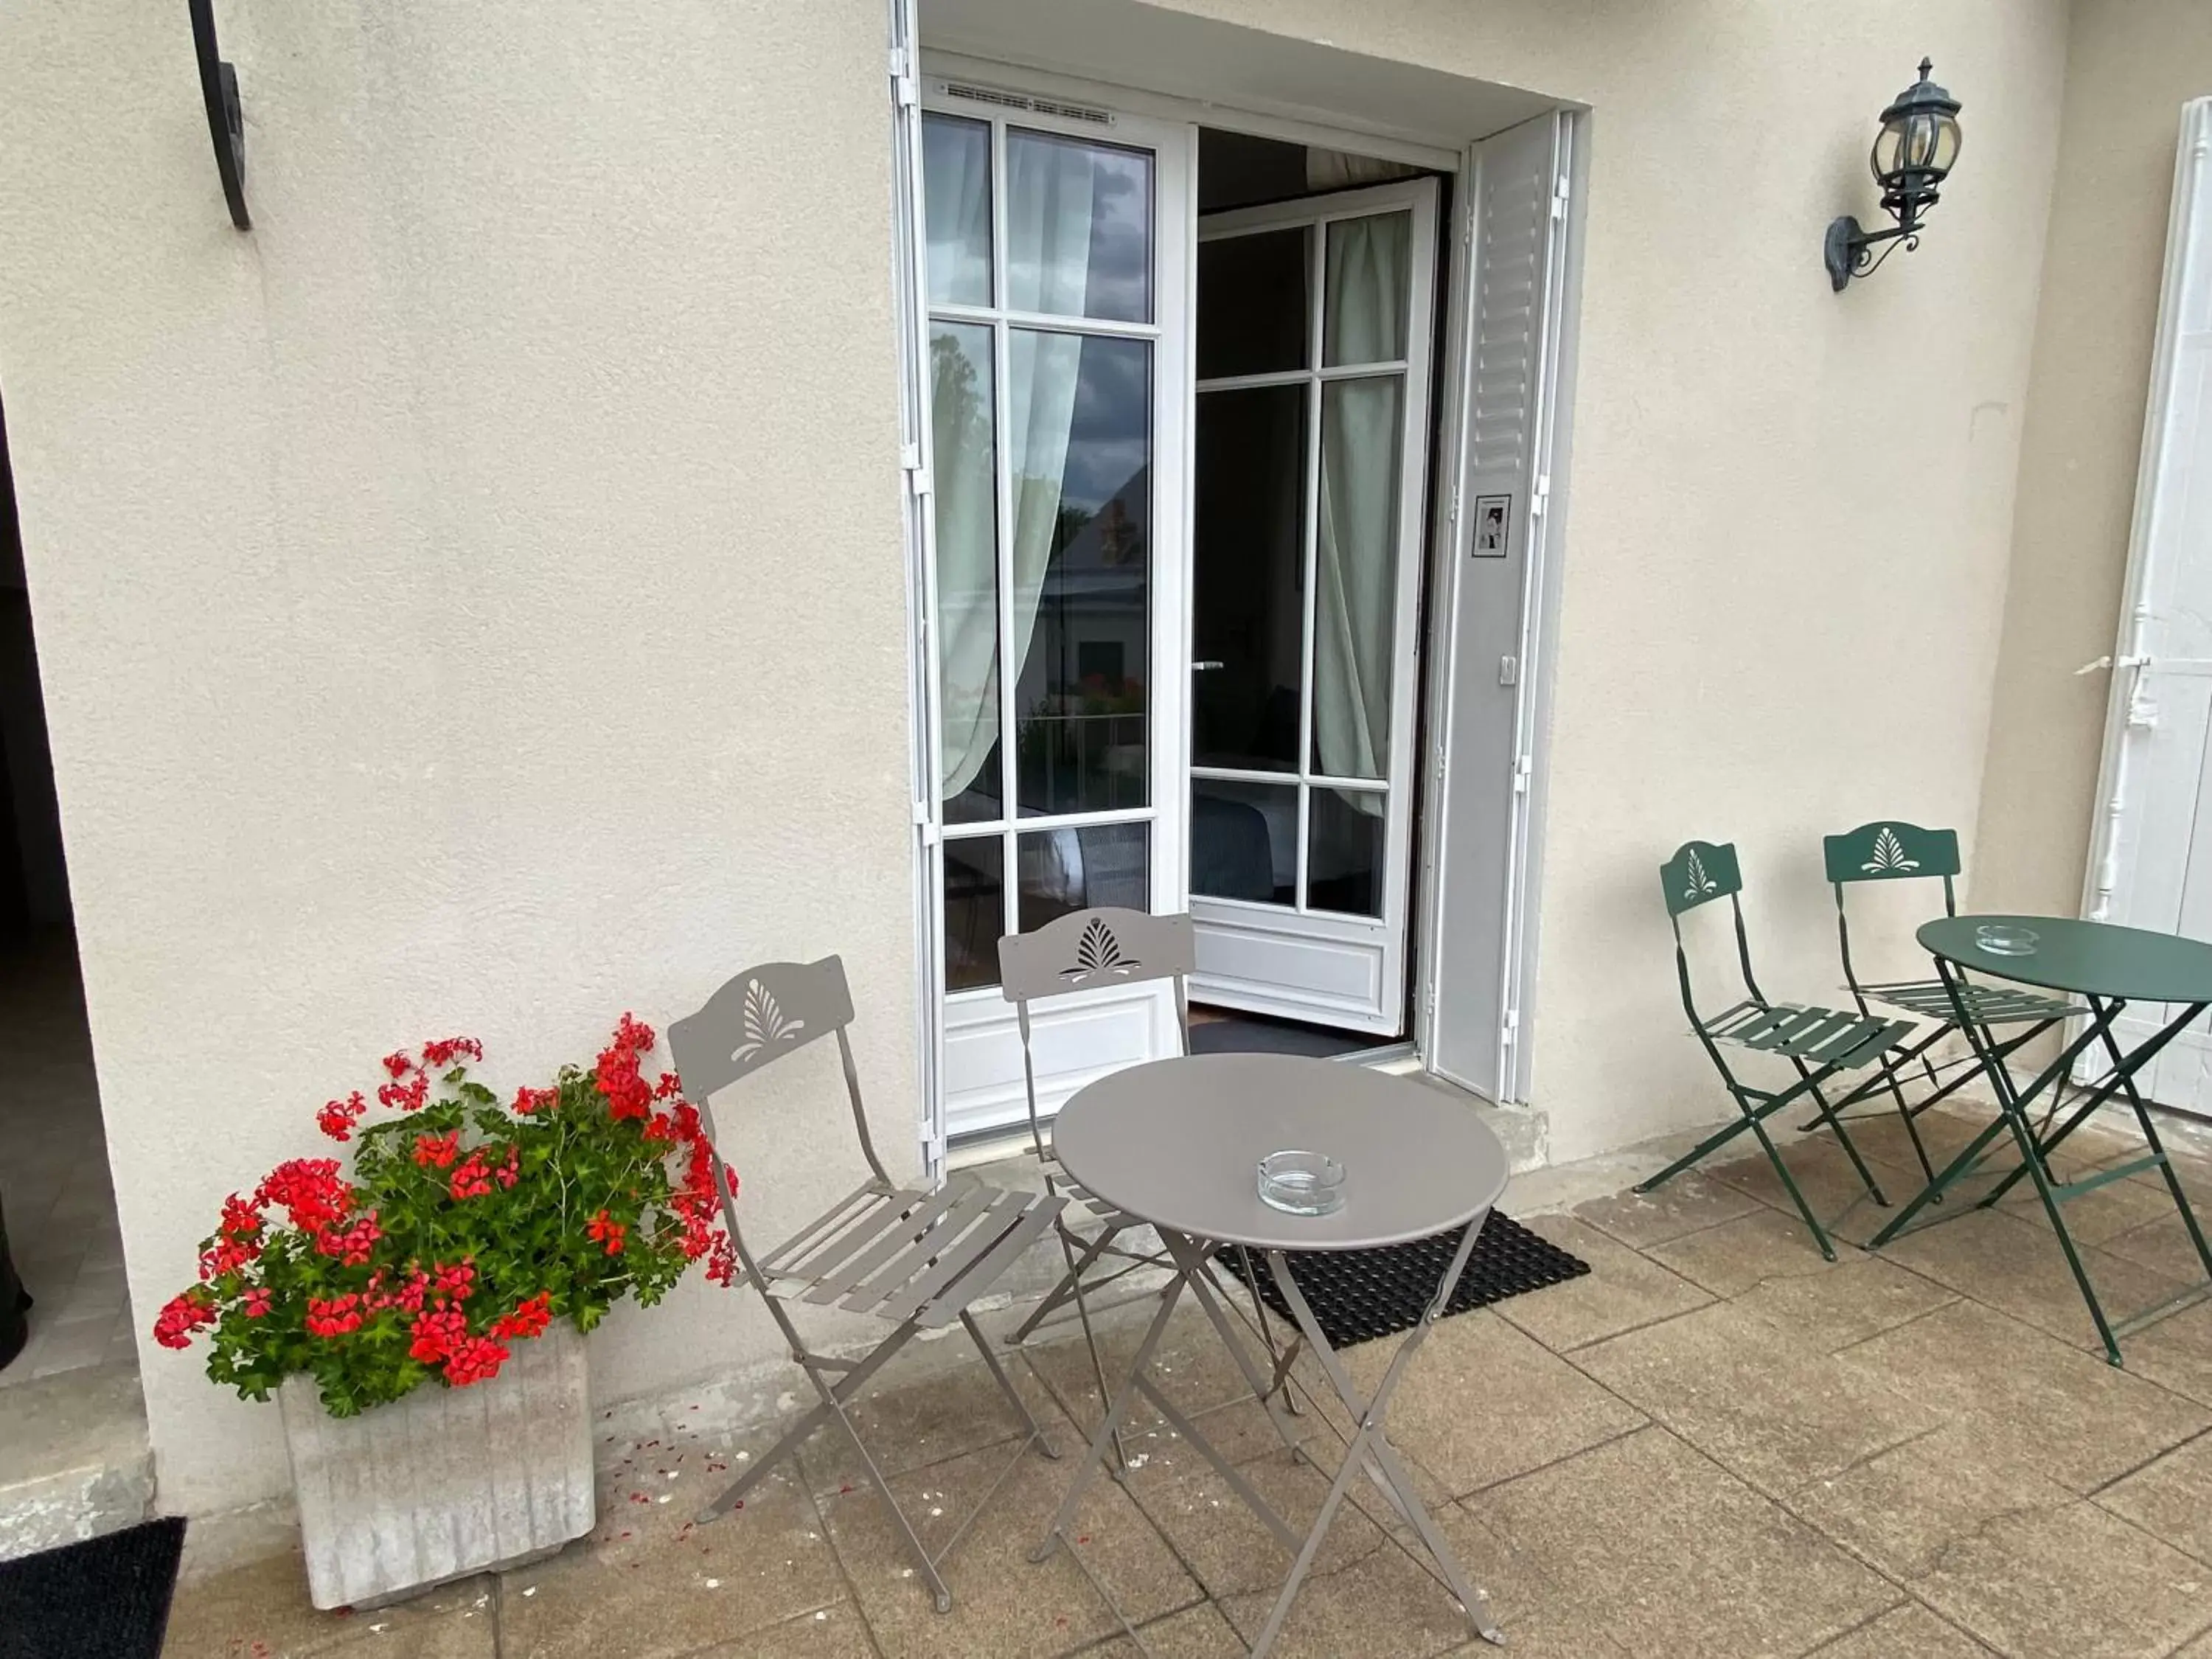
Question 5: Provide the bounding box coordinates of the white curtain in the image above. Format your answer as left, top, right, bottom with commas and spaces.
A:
932, 136, 1097, 801
1311, 213, 1409, 812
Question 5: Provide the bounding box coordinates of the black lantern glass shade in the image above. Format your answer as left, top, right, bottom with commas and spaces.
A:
1871, 59, 1962, 216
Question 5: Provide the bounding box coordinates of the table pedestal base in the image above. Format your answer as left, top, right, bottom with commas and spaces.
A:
1034, 1226, 1503, 1658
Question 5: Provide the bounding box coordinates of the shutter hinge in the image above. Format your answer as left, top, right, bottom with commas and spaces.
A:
901, 442, 933, 499
1499, 655, 1519, 687
1550, 177, 1570, 220
889, 45, 918, 108
1512, 753, 1532, 794
1447, 484, 1461, 535
1529, 473, 1551, 521
912, 799, 941, 846
1501, 1006, 1520, 1048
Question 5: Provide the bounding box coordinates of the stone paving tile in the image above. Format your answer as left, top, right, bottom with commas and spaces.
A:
1571, 1170, 1764, 1250
1572, 1301, 1944, 1498
159, 1557, 495, 1658
1335, 1307, 1645, 1499
2121, 1299, 2212, 1408
682, 1601, 877, 1658
1082, 1601, 1247, 1656
2098, 1208, 2212, 1285
1842, 1300, 2211, 1494
810, 1424, 1201, 1659
1908, 1497, 2212, 1659
2096, 1429, 2212, 1567
1705, 1135, 1910, 1248
1802, 1601, 1989, 1659
1477, 1426, 1896, 1658
1787, 1421, 2079, 1582
1878, 1204, 2197, 1352
496, 1430, 844, 1659
1638, 1203, 1846, 1297
1491, 1215, 1711, 1353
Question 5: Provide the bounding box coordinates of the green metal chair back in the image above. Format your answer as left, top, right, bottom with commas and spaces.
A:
1659, 840, 1765, 1020
1822, 821, 1961, 1008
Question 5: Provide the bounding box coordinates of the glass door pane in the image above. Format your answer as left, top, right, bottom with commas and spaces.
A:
1006, 131, 1155, 322
931, 321, 1001, 823
1311, 374, 1405, 782
1009, 330, 1152, 817
1193, 384, 1307, 772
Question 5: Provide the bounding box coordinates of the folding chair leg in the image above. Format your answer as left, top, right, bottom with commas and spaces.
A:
695, 1400, 830, 1522
1006, 1222, 1120, 1345
826, 1376, 957, 1613
1792, 1060, 1888, 1208
1745, 1113, 1838, 1261
959, 1310, 1058, 1460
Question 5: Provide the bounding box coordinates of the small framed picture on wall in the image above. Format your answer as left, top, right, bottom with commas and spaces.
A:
1472, 494, 1511, 557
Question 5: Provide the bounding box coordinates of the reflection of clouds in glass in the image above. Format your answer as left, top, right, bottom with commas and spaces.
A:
1006, 129, 1152, 324
1061, 337, 1149, 513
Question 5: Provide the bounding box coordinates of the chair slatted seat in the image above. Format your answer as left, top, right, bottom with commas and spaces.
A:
1817, 821, 2084, 1188
1636, 841, 1902, 1260
667, 956, 1063, 1615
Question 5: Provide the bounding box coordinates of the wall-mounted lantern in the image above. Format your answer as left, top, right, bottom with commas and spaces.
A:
1825, 58, 1961, 290
189, 0, 251, 229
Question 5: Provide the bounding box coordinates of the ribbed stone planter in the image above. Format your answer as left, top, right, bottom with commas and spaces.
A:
279, 1320, 594, 1610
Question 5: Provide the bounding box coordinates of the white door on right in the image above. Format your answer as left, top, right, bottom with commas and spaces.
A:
1186, 178, 1439, 1036
2084, 96, 2212, 1117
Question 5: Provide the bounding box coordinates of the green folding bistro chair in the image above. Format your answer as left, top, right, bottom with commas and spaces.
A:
1815, 821, 2081, 1188
1636, 841, 1916, 1259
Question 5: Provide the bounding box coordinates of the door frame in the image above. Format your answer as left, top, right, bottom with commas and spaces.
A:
892, 37, 1580, 1157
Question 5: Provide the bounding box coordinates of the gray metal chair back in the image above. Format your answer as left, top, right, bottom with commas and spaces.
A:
667, 955, 892, 1189
998, 908, 1195, 1161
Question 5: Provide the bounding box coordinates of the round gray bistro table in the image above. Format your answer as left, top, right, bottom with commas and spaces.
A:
1036, 1053, 1512, 1656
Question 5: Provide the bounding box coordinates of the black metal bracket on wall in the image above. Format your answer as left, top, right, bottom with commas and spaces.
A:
189, 0, 250, 229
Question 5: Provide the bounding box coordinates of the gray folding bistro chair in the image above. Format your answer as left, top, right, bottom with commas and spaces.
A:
1816, 820, 2081, 1186
667, 956, 1065, 1615
1635, 841, 1916, 1259
997, 908, 1293, 1462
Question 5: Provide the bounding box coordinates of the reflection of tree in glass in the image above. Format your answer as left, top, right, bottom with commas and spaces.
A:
931, 332, 990, 463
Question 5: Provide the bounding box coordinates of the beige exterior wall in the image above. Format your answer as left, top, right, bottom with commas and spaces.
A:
0, 0, 2071, 1515
1141, 0, 2070, 1159
0, 1, 922, 1515
1975, 1, 2212, 925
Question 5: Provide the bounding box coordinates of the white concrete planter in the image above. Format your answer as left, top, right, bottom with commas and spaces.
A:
278, 1321, 595, 1609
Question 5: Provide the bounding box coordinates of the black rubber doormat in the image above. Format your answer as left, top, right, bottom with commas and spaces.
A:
0, 1517, 186, 1659
1215, 1211, 1589, 1349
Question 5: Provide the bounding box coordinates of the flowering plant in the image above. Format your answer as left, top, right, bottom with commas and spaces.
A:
153, 1016, 735, 1417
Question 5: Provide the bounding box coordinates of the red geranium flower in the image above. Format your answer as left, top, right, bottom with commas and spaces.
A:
490, 1292, 554, 1342
412, 1131, 461, 1170
585, 1208, 626, 1256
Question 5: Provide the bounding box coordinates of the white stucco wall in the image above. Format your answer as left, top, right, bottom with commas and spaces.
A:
0, 1, 919, 1515
0, 0, 2073, 1516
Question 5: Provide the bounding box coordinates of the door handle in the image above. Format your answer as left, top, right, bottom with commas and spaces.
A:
1192, 661, 1225, 672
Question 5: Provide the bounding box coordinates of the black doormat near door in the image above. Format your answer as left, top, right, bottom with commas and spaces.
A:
0, 1517, 187, 1659
1214, 1211, 1589, 1349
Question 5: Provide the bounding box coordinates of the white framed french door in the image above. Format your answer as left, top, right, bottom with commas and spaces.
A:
2081, 97, 2212, 1117
907, 73, 1194, 1144
1186, 179, 1439, 1034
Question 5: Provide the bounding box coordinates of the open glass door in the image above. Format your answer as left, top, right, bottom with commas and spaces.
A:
917, 83, 1192, 1142
1187, 180, 1439, 1034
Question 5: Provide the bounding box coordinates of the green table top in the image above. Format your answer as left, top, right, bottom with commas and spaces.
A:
1920, 914, 2212, 1004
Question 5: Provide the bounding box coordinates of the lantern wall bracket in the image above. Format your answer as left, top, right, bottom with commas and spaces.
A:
189, 0, 251, 230
1824, 218, 1919, 291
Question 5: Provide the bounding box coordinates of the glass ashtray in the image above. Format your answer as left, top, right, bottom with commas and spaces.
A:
1975, 924, 2040, 958
1257, 1150, 1346, 1217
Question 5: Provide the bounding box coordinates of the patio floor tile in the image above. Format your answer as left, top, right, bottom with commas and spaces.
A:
1490, 1216, 1712, 1353
1877, 1204, 2197, 1352
1704, 1135, 1910, 1246
1086, 1601, 1248, 1656
683, 1601, 877, 1656
495, 1434, 845, 1659
1571, 1169, 1764, 1249
810, 1425, 1201, 1659
1805, 1601, 1997, 1659
2096, 1429, 2212, 1566
1840, 1299, 2211, 1493
1476, 1426, 1897, 1658
1571, 1301, 1944, 1497
158, 1557, 495, 1658
2124, 1299, 2212, 1408
1786, 1421, 2078, 1581
1338, 1307, 1645, 1498
1907, 1497, 2212, 1659
1638, 1203, 1845, 1297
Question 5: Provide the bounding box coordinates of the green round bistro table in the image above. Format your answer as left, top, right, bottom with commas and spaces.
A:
1868, 914, 2212, 1363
